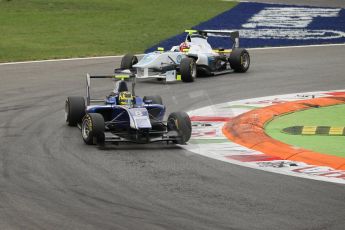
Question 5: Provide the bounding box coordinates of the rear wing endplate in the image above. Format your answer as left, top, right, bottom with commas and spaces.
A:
86, 73, 134, 106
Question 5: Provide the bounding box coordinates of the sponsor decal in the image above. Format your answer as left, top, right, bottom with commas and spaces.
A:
191, 121, 223, 138
134, 110, 143, 116
242, 7, 340, 29
176, 55, 182, 64
146, 3, 345, 52
129, 108, 148, 117
292, 166, 345, 179
256, 161, 299, 168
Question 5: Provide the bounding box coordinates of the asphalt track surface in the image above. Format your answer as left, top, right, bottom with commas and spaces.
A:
0, 44, 344, 229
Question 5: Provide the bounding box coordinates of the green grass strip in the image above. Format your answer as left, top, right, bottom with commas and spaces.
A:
0, 0, 237, 62
265, 104, 345, 158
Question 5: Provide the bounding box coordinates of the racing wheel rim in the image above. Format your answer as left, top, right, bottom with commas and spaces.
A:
191, 62, 196, 79
82, 118, 92, 140
167, 118, 178, 131
64, 101, 69, 122
241, 53, 250, 69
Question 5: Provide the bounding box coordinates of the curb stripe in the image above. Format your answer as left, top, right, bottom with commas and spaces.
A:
283, 126, 345, 135
226, 154, 282, 162
222, 96, 345, 170
302, 126, 317, 135
330, 127, 344, 135
190, 116, 232, 122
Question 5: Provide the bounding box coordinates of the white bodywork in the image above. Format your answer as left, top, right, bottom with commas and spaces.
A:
127, 107, 152, 129
188, 37, 218, 57
133, 51, 186, 82
133, 35, 220, 82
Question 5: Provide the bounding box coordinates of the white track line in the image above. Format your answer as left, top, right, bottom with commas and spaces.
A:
0, 43, 344, 66
0, 55, 125, 66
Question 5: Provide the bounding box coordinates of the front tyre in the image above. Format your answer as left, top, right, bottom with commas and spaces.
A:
65, 96, 85, 126
81, 113, 105, 145
167, 112, 192, 144
120, 54, 138, 69
229, 48, 250, 73
180, 58, 197, 82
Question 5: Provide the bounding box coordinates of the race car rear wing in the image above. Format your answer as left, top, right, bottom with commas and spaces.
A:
186, 29, 240, 49
86, 73, 135, 106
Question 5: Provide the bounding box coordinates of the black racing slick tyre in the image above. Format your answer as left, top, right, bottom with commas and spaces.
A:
180, 57, 197, 82
143, 95, 163, 105
65, 96, 85, 126
120, 54, 138, 69
81, 113, 105, 145
229, 48, 250, 73
167, 111, 192, 144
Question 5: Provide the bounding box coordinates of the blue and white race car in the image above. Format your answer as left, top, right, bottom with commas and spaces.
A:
65, 75, 191, 145
118, 29, 250, 83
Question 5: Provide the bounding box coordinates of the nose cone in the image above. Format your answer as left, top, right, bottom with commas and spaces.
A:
133, 52, 161, 68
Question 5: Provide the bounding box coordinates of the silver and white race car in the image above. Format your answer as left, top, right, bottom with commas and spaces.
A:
116, 29, 250, 83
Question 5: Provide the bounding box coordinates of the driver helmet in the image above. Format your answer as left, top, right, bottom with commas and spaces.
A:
118, 91, 133, 106
179, 42, 190, 52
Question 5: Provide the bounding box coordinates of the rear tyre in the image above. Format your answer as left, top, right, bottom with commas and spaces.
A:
229, 48, 250, 73
143, 95, 163, 105
120, 54, 138, 69
81, 113, 105, 145
167, 112, 192, 144
180, 58, 197, 82
65, 96, 85, 126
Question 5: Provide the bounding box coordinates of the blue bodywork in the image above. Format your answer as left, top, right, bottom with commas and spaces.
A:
87, 95, 165, 131
84, 74, 180, 144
